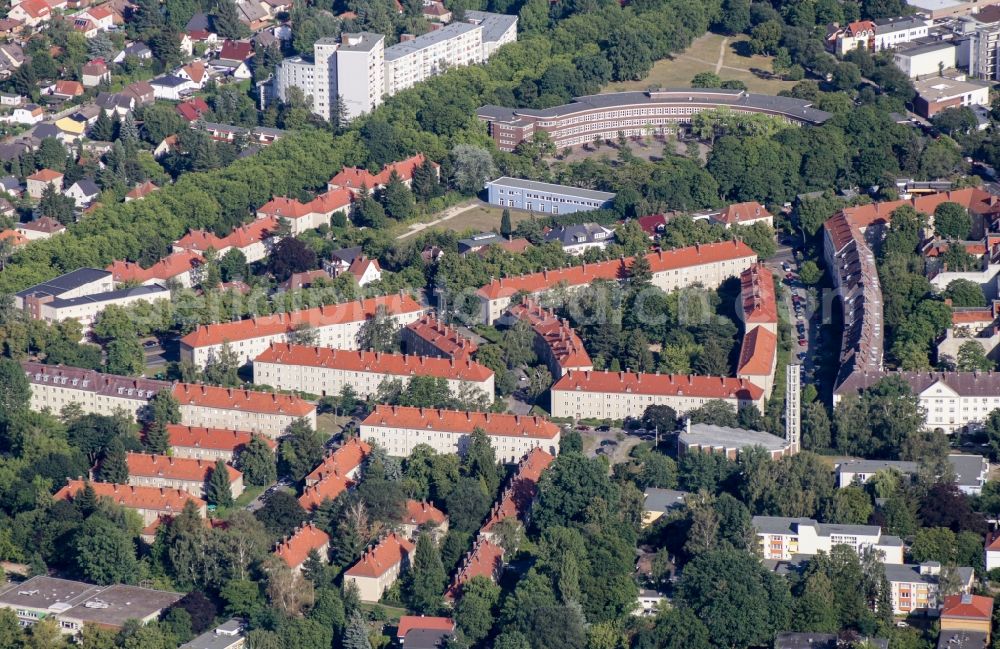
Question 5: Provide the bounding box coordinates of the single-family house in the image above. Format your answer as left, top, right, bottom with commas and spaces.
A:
150, 75, 192, 100
79, 4, 115, 29
81, 59, 110, 87
0, 44, 24, 79
9, 0, 52, 26
125, 181, 159, 201
176, 97, 209, 122
65, 179, 101, 207
274, 523, 330, 572
95, 92, 134, 117
343, 533, 415, 602
10, 103, 43, 124
26, 169, 63, 199
114, 42, 153, 64
177, 61, 206, 89
50, 80, 85, 100
0, 175, 23, 196
122, 80, 155, 106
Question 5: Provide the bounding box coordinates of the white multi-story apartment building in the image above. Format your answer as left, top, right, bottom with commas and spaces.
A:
550, 370, 766, 420
173, 383, 316, 438
344, 533, 415, 602
385, 22, 483, 95
752, 516, 904, 564
24, 361, 170, 418
167, 425, 277, 462
873, 16, 929, 51
54, 480, 207, 526
359, 405, 560, 461
178, 293, 425, 367
885, 563, 974, 614
270, 13, 515, 121
126, 453, 244, 500
253, 344, 495, 403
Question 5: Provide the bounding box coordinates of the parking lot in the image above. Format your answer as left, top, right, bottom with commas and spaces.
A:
574, 425, 646, 464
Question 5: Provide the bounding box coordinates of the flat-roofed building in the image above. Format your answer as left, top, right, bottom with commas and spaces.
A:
753, 516, 904, 564
384, 22, 483, 95
0, 576, 101, 630
913, 76, 990, 118
172, 383, 317, 438
179, 293, 425, 367
34, 284, 170, 335
551, 370, 766, 420
642, 488, 688, 527
253, 344, 495, 403
53, 479, 207, 526
884, 562, 974, 614
167, 425, 277, 462
343, 533, 415, 602
679, 422, 792, 460
485, 176, 615, 215
14, 268, 114, 317
360, 405, 560, 461
126, 452, 244, 499
179, 619, 246, 649
476, 241, 757, 324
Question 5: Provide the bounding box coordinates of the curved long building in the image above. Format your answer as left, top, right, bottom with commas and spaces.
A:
477, 89, 832, 151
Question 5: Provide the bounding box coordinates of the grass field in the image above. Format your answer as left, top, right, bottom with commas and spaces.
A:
604, 33, 796, 95
439, 204, 537, 235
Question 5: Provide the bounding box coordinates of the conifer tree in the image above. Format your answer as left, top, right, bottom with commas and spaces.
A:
405, 533, 446, 614
98, 439, 128, 484
206, 460, 234, 507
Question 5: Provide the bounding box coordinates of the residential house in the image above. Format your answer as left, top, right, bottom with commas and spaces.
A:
543, 223, 615, 255
179, 619, 246, 649
54, 479, 207, 526
126, 452, 244, 500
17, 216, 65, 240
121, 79, 155, 106
986, 531, 1000, 571
940, 594, 993, 642
10, 103, 43, 124
154, 134, 178, 158
96, 91, 135, 117
401, 314, 478, 359
0, 92, 24, 106
396, 617, 455, 648
172, 383, 317, 439
637, 214, 668, 239
26, 169, 63, 199
177, 61, 207, 89
9, 0, 52, 27
343, 533, 415, 602
235, 0, 269, 30
274, 523, 330, 572
0, 175, 22, 196
65, 179, 100, 207
400, 500, 448, 541
0, 44, 24, 78
124, 180, 159, 201
167, 424, 276, 462
421, 2, 452, 21
711, 201, 774, 228
81, 59, 110, 87
0, 229, 28, 247
328, 154, 439, 193
214, 40, 254, 79
176, 96, 210, 122
79, 4, 114, 29
114, 42, 153, 64
107, 250, 203, 287
322, 246, 365, 275
150, 74, 192, 100
885, 562, 974, 615
642, 488, 688, 527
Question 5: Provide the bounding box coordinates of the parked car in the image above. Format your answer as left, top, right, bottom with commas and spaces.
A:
596, 425, 611, 432
600, 439, 618, 447
575, 425, 590, 431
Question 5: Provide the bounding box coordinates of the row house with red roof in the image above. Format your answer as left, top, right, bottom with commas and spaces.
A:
401, 314, 478, 359
505, 300, 592, 378
54, 479, 207, 526
253, 343, 495, 402
275, 523, 330, 573
479, 447, 553, 541
178, 293, 425, 367
126, 452, 244, 500
360, 405, 559, 461
172, 216, 280, 264
255, 189, 353, 235
475, 240, 757, 324
736, 264, 779, 398
343, 532, 415, 602
446, 537, 504, 599
327, 154, 438, 194
107, 250, 204, 287
166, 424, 277, 462
550, 370, 767, 420
298, 438, 369, 509
400, 500, 448, 542
173, 383, 316, 438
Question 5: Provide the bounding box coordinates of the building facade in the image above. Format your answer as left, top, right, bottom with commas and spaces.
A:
485, 177, 615, 214
167, 425, 277, 462
385, 23, 483, 95
125, 453, 244, 500
753, 516, 904, 564
343, 533, 415, 602
359, 405, 561, 461
401, 314, 478, 358
54, 479, 207, 526
550, 370, 766, 420
172, 383, 317, 438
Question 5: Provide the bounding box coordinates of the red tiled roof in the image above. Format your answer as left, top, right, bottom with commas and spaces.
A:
404, 314, 478, 357
176, 97, 209, 121
397, 616, 454, 639
952, 308, 994, 326
737, 326, 778, 377
716, 201, 772, 225
447, 538, 503, 598
18, 216, 65, 233
256, 189, 353, 220
54, 80, 84, 96
637, 214, 668, 236
941, 594, 993, 620
54, 479, 205, 512
551, 370, 765, 401
741, 263, 778, 325
0, 230, 29, 246
304, 437, 369, 485
283, 270, 329, 291
344, 533, 414, 578
348, 255, 380, 280
174, 217, 278, 253
403, 499, 446, 526
478, 238, 531, 256
87, 4, 114, 19
166, 424, 277, 452
477, 241, 755, 300
126, 452, 241, 484
362, 405, 560, 440
125, 180, 159, 199
329, 154, 436, 189
274, 523, 330, 569
481, 448, 553, 533
219, 39, 253, 61
508, 300, 591, 371
298, 472, 349, 510
986, 530, 1000, 551
107, 250, 203, 283
255, 343, 494, 383
180, 294, 424, 348
841, 189, 1000, 232
171, 382, 316, 417
19, 0, 51, 18
28, 169, 63, 182
847, 20, 875, 33
182, 61, 205, 84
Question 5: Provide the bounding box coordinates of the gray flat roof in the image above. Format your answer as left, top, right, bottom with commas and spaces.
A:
949, 454, 988, 488
338, 32, 384, 53
385, 22, 481, 60
681, 422, 789, 452
895, 40, 957, 56
836, 459, 919, 475
458, 232, 506, 249
0, 576, 101, 613
751, 515, 881, 537
179, 619, 245, 649
643, 488, 688, 512
61, 584, 182, 627
15, 268, 110, 300
486, 176, 616, 201
47, 284, 169, 309
937, 631, 988, 649
464, 10, 517, 43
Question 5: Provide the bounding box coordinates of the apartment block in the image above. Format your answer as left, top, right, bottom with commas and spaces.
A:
253, 343, 495, 402
446, 537, 504, 599
752, 516, 904, 564
33, 285, 170, 336
24, 361, 170, 418
550, 370, 766, 420
54, 479, 207, 526
476, 240, 757, 323
178, 293, 425, 367
479, 447, 553, 540
385, 22, 483, 95
167, 425, 277, 462
400, 499, 448, 541
172, 383, 317, 438
172, 217, 281, 264
359, 405, 560, 462
125, 452, 244, 500
402, 313, 478, 358
885, 562, 974, 615
343, 533, 415, 602
255, 188, 352, 235
504, 300, 592, 378
299, 438, 370, 510
13, 268, 114, 316
274, 523, 330, 573
106, 251, 204, 288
